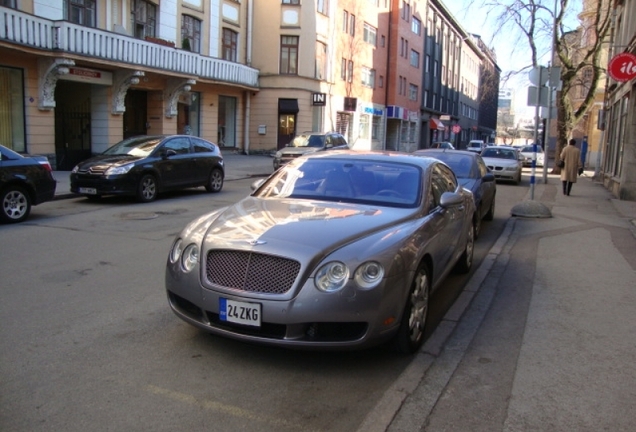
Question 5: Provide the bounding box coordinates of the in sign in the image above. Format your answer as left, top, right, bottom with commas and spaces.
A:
312, 93, 326, 106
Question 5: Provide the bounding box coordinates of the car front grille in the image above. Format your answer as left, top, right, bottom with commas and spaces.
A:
487, 165, 503, 171
77, 165, 109, 175
205, 250, 301, 294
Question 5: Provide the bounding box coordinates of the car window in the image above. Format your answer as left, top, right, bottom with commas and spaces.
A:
430, 164, 457, 207
192, 138, 215, 153
163, 137, 191, 154
476, 156, 489, 177
104, 136, 162, 156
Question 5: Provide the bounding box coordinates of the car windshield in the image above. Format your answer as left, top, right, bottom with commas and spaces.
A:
469, 142, 482, 147
425, 153, 474, 178
103, 136, 163, 157
482, 148, 517, 159
254, 158, 422, 208
289, 134, 325, 148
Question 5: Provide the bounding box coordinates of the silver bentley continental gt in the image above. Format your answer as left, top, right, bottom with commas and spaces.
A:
166, 151, 476, 354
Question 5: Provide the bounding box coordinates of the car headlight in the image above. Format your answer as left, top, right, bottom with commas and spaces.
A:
354, 261, 384, 289
181, 243, 199, 273
105, 163, 133, 175
71, 165, 79, 173
315, 261, 349, 292
275, 151, 282, 158
505, 166, 518, 171
169, 238, 183, 264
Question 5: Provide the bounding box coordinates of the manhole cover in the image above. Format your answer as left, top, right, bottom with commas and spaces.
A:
119, 212, 159, 220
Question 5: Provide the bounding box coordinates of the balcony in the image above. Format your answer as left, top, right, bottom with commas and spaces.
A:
0, 7, 259, 89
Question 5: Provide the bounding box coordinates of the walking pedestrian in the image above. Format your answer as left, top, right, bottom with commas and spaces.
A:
559, 138, 583, 196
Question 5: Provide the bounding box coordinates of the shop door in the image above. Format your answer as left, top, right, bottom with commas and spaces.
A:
124, 90, 147, 138
278, 114, 296, 149
54, 81, 92, 170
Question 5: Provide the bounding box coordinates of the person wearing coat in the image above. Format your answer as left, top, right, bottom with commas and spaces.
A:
560, 138, 583, 196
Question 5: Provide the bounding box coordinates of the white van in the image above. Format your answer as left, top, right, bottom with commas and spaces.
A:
467, 140, 486, 153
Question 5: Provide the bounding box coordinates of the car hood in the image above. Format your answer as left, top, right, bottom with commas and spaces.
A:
458, 178, 476, 190
280, 147, 322, 156
481, 157, 519, 167
198, 196, 414, 259
76, 154, 142, 169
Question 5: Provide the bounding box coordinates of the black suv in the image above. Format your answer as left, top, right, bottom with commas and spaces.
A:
273, 132, 349, 170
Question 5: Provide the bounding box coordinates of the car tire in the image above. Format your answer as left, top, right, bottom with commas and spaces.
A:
205, 168, 224, 193
136, 174, 158, 203
515, 172, 521, 185
484, 195, 495, 221
393, 262, 430, 354
1, 185, 31, 224
454, 222, 474, 274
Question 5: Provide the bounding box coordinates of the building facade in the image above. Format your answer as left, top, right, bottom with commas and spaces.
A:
601, 0, 636, 200
1, 0, 500, 167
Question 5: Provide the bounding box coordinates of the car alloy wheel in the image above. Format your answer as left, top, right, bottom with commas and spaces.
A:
137, 174, 158, 202
205, 168, 224, 193
393, 263, 430, 354
1, 186, 31, 223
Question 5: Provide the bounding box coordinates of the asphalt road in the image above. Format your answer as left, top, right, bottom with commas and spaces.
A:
0, 176, 528, 431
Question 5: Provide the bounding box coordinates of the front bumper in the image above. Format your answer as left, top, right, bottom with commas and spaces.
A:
70, 173, 138, 196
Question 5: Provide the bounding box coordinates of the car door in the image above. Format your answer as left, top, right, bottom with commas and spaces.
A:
476, 156, 495, 211
191, 138, 219, 184
154, 136, 193, 188
428, 164, 464, 276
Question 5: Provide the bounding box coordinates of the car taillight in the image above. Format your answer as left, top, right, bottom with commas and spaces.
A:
38, 161, 53, 172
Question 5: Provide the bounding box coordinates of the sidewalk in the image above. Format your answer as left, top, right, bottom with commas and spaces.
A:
359, 171, 636, 432
52, 152, 274, 199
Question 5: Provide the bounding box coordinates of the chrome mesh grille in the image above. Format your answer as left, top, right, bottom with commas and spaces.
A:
206, 250, 301, 294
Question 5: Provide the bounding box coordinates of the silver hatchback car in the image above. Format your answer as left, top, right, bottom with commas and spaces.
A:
166, 151, 476, 353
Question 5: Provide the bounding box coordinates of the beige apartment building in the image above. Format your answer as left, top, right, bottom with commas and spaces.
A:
1, 0, 258, 169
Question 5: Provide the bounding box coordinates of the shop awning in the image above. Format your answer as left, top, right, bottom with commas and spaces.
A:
430, 118, 445, 131
278, 99, 299, 113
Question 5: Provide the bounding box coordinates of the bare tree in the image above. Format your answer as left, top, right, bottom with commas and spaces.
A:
458, 0, 611, 171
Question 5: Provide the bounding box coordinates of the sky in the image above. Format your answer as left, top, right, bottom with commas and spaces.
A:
442, 0, 583, 118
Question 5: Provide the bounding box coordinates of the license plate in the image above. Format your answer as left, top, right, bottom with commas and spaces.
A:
79, 187, 97, 195
219, 298, 261, 327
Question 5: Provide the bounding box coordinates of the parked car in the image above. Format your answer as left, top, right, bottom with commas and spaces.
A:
467, 140, 486, 153
414, 149, 496, 238
430, 141, 455, 150
70, 135, 224, 202
480, 146, 523, 184
1, 145, 57, 223
273, 131, 349, 170
166, 151, 476, 353
518, 144, 545, 167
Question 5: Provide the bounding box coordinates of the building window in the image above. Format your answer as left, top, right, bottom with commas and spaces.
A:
280, 36, 299, 74
341, 58, 347, 80
0, 67, 25, 152
65, 0, 96, 28
361, 67, 375, 88
349, 14, 356, 36
317, 0, 328, 15
359, 115, 370, 139
401, 1, 411, 21
363, 23, 377, 46
342, 11, 349, 33
315, 41, 327, 79
282, 0, 300, 4
222, 28, 238, 62
132, 0, 156, 39
1, 0, 17, 8
181, 15, 201, 53
434, 60, 438, 77
348, 60, 354, 83
409, 84, 418, 101
379, 75, 384, 88
412, 17, 421, 35
410, 50, 420, 68
381, 35, 386, 47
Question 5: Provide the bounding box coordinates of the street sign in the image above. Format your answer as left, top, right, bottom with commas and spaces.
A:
527, 86, 549, 107
608, 53, 636, 82
528, 66, 549, 86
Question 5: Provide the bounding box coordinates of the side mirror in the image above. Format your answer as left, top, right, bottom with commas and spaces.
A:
439, 191, 463, 208
483, 172, 495, 182
251, 178, 265, 191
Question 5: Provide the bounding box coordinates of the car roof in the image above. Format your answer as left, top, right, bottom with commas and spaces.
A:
414, 148, 476, 157
295, 150, 437, 168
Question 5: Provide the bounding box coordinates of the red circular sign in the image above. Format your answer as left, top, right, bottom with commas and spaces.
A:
608, 53, 636, 82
